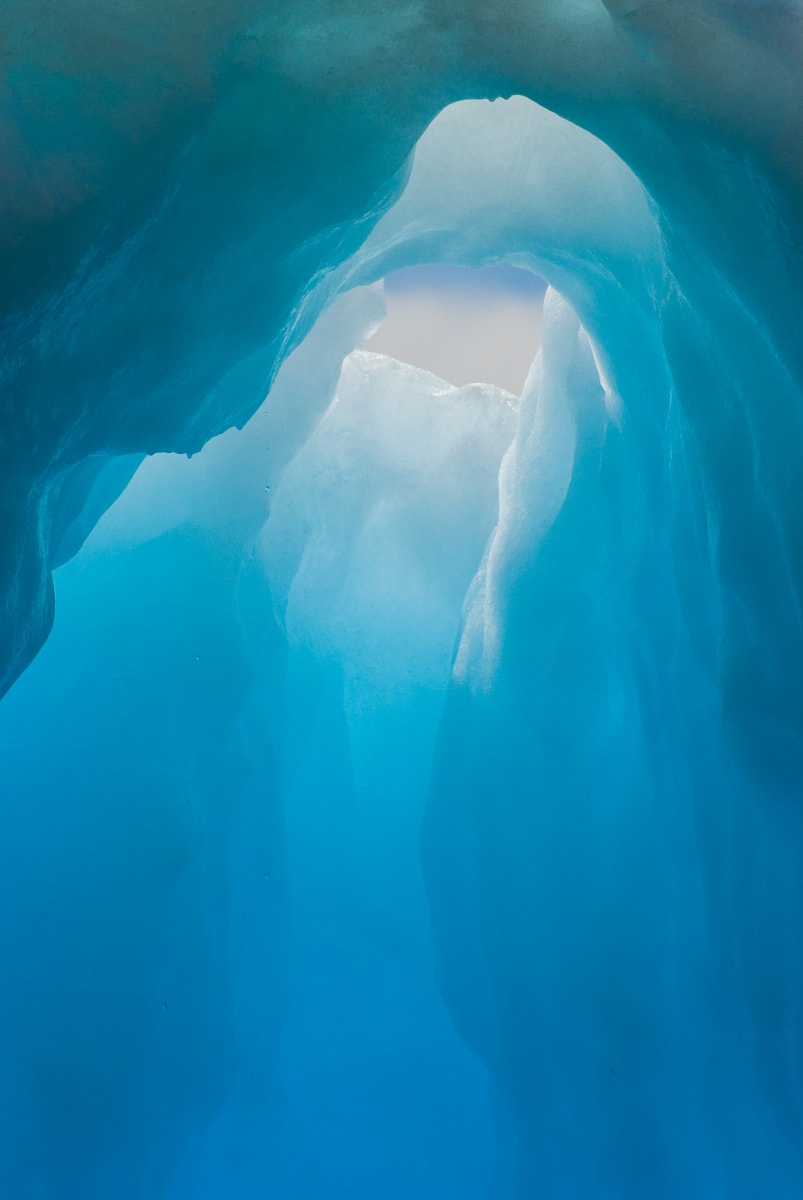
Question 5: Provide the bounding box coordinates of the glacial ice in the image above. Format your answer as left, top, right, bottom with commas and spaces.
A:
0, 273, 514, 1198
4, 0, 803, 693
2, 5, 803, 1197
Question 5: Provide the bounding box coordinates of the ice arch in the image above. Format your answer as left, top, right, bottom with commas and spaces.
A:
3, 0, 803, 696
0, 96, 660, 1199
1, 21, 803, 1200
1, 85, 803, 1198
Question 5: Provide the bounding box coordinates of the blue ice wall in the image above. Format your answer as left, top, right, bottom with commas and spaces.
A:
0, 276, 511, 1196
2, 12, 803, 1197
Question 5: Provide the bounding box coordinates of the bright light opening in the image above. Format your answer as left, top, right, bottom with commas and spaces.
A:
362, 263, 546, 394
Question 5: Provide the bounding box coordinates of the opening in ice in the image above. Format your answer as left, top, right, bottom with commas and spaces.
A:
362, 264, 546, 394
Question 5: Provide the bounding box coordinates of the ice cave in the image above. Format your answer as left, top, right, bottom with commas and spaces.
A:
2, 3, 803, 1197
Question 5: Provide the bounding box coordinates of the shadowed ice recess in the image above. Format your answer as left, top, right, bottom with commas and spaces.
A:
2, 35, 803, 1200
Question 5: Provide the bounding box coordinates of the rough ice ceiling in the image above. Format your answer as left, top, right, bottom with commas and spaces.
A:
2, 2, 803, 1198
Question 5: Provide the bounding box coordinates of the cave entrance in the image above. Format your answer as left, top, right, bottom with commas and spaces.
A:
361, 262, 546, 395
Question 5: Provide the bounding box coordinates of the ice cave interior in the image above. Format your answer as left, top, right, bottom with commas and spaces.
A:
3, 5, 803, 1196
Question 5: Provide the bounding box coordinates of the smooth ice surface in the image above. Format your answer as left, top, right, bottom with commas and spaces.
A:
3, 9, 803, 1197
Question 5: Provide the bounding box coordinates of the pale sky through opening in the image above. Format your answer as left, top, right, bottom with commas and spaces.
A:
363, 263, 546, 396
